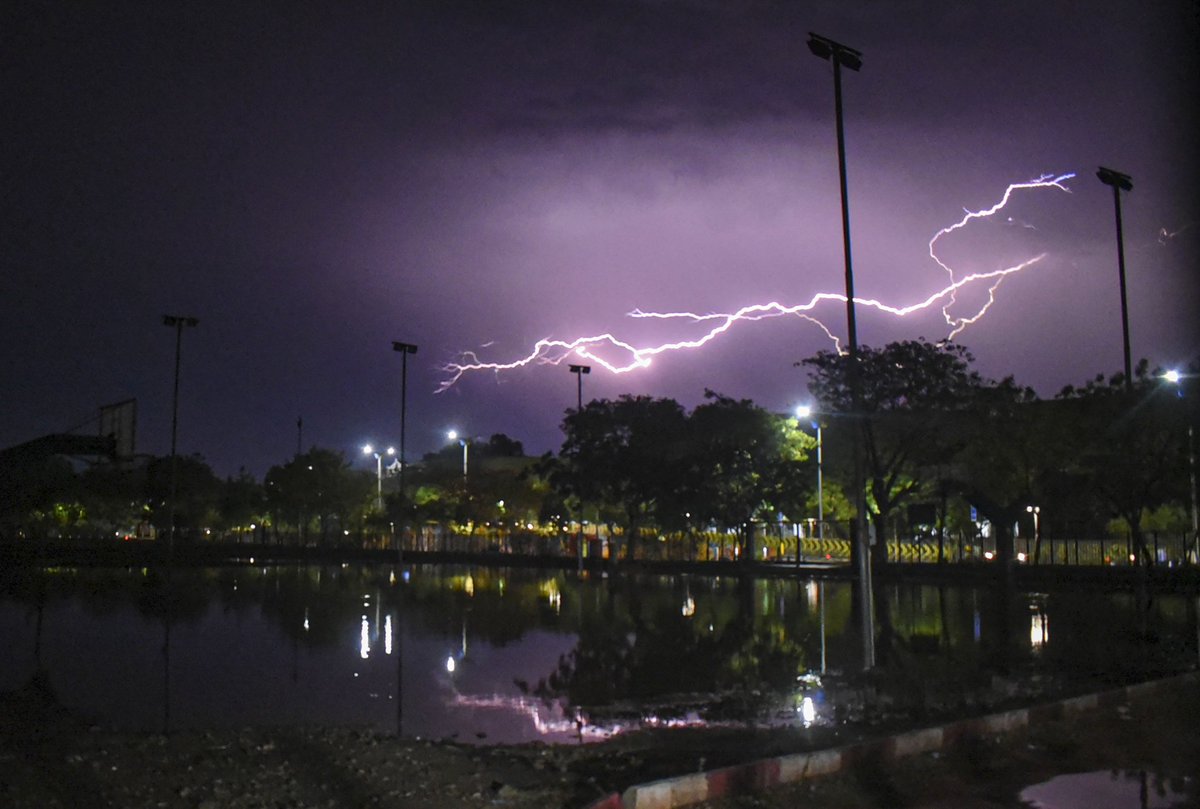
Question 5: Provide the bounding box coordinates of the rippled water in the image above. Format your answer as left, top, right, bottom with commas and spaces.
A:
1, 564, 1196, 743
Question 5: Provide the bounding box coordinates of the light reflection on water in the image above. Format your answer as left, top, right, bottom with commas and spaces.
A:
0, 564, 1195, 744
1021, 770, 1193, 809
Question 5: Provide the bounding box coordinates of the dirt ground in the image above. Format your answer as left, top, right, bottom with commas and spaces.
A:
2, 674, 1197, 809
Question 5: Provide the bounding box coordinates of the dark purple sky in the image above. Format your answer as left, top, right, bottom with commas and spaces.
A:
4, 1, 1198, 477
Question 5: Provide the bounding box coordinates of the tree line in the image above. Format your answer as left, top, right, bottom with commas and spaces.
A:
2, 340, 1195, 565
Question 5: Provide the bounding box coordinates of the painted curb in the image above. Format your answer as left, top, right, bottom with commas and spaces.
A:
583, 670, 1198, 809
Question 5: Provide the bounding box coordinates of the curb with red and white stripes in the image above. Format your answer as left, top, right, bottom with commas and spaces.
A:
582, 670, 1198, 809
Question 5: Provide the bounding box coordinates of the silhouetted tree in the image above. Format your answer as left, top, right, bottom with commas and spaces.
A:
264, 448, 372, 544
679, 391, 813, 560
555, 395, 688, 560
802, 340, 987, 565
1054, 362, 1188, 566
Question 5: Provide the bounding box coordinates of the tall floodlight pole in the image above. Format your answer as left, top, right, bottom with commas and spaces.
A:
808, 32, 873, 668
569, 364, 591, 411
162, 315, 198, 559
393, 341, 418, 556
1096, 167, 1134, 391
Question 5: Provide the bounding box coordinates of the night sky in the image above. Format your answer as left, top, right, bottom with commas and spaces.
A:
4, 1, 1198, 478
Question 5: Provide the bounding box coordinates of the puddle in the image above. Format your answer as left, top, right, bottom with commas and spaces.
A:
1020, 770, 1194, 809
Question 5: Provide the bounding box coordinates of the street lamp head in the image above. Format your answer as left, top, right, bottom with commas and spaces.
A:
386, 446, 396, 456
162, 314, 199, 328
392, 341, 418, 354
362, 444, 373, 455
1096, 166, 1133, 192
568, 364, 591, 375
795, 404, 813, 420
1164, 369, 1182, 384
447, 430, 458, 442
807, 32, 862, 71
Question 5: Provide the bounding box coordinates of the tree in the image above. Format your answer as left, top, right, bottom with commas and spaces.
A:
264, 449, 372, 544
952, 378, 1053, 567
802, 340, 987, 565
1054, 362, 1189, 566
218, 469, 266, 540
680, 391, 813, 560
554, 396, 688, 560
0, 454, 79, 538
145, 454, 221, 540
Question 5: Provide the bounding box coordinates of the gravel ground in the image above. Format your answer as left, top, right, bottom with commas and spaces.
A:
3, 674, 1198, 809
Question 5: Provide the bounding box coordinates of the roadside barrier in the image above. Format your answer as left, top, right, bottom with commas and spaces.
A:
582, 670, 1199, 809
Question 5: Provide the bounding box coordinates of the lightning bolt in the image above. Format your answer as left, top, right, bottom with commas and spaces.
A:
440, 173, 1075, 391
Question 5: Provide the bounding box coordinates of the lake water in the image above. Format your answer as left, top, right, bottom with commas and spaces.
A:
1, 564, 1196, 744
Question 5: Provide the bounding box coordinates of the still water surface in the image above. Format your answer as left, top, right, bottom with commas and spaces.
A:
1, 564, 1196, 744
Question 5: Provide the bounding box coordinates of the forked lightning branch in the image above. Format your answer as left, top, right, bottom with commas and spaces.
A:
439, 173, 1075, 391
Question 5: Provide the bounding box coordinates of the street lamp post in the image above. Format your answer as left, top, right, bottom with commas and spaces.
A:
162, 315, 198, 558
363, 445, 395, 512
1096, 167, 1134, 391
1165, 370, 1199, 561
568, 364, 591, 411
448, 431, 468, 479
795, 405, 824, 567
1026, 505, 1041, 563
393, 341, 417, 557
808, 31, 873, 668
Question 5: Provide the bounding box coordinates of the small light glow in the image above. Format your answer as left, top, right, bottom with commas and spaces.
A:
446, 656, 456, 673
984, 551, 995, 560
359, 616, 370, 659
384, 614, 393, 656
1030, 612, 1049, 648
681, 596, 695, 617
1017, 552, 1027, 562
799, 696, 816, 725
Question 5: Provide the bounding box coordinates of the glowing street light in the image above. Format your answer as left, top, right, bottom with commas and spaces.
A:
162, 314, 198, 557
1096, 166, 1134, 391
808, 31, 872, 669
363, 444, 395, 511
568, 363, 591, 411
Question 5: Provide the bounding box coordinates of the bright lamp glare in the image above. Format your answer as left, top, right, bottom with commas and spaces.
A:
362, 444, 373, 455
1164, 369, 1181, 384
796, 405, 812, 419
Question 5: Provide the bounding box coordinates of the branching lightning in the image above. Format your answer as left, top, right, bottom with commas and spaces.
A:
440, 173, 1075, 391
